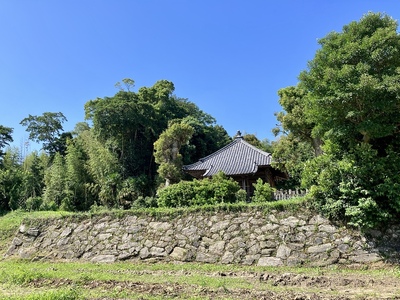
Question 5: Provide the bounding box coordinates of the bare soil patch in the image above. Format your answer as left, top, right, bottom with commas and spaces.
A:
27, 267, 400, 299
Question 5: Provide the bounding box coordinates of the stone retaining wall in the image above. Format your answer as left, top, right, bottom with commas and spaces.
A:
5, 209, 399, 266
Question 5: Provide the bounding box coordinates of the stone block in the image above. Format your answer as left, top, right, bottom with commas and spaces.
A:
118, 252, 134, 261
127, 226, 142, 234
210, 220, 231, 233
276, 244, 291, 259
286, 257, 303, 266
337, 243, 350, 253
19, 224, 27, 233
149, 222, 172, 231
209, 241, 225, 254
257, 257, 283, 267
91, 255, 116, 263
248, 243, 261, 255
350, 253, 382, 263
98, 233, 112, 241
18, 247, 37, 259
26, 228, 40, 237
309, 215, 329, 225
60, 227, 73, 238
196, 252, 217, 263
170, 247, 188, 261
268, 214, 279, 224
150, 246, 166, 257
319, 225, 338, 233
221, 251, 234, 264
280, 216, 300, 227
139, 247, 150, 259
261, 224, 279, 232
12, 237, 23, 247
242, 254, 260, 265
307, 243, 332, 254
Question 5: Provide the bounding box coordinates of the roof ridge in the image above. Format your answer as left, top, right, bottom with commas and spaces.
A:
197, 138, 241, 162
183, 138, 271, 170
238, 138, 271, 158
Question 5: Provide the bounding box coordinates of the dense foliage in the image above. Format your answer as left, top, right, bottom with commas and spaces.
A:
252, 178, 275, 203
0, 79, 230, 212
274, 13, 400, 228
157, 172, 241, 207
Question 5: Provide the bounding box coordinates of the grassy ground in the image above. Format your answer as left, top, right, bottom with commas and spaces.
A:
1, 259, 400, 299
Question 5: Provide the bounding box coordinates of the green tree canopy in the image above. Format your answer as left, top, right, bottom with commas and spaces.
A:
20, 112, 68, 155
84, 79, 229, 194
154, 121, 194, 187
300, 12, 400, 150
0, 125, 13, 161
281, 12, 400, 228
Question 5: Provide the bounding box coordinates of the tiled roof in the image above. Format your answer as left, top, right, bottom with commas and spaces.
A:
183, 136, 272, 177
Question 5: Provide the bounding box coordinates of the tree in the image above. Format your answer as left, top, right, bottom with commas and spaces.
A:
62, 139, 89, 211
274, 86, 322, 156
21, 151, 46, 207
79, 130, 121, 208
0, 125, 13, 161
180, 116, 231, 166
0, 148, 24, 210
300, 13, 400, 151
286, 12, 400, 228
154, 121, 194, 187
84, 79, 230, 194
272, 134, 314, 189
272, 86, 318, 188
42, 152, 66, 209
20, 112, 68, 155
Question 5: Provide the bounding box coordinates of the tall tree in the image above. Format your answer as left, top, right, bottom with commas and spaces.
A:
0, 125, 13, 161
85, 79, 230, 194
79, 130, 121, 208
272, 86, 318, 188
42, 152, 66, 209
300, 12, 400, 151
274, 86, 322, 156
62, 139, 90, 211
0, 148, 24, 210
20, 112, 68, 155
154, 121, 194, 187
285, 12, 400, 228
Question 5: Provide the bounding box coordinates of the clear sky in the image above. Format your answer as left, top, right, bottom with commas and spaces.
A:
1, 1, 400, 152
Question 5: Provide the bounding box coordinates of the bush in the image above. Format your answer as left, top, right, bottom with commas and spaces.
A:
252, 178, 275, 202
25, 196, 43, 211
132, 196, 158, 208
157, 172, 240, 207
235, 189, 248, 203
302, 143, 400, 229
39, 200, 58, 211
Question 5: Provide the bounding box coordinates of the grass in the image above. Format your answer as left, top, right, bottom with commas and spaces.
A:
1, 260, 400, 299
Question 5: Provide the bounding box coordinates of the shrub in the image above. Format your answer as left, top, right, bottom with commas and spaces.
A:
252, 178, 275, 202
25, 196, 43, 211
157, 171, 240, 207
235, 189, 248, 203
302, 143, 400, 229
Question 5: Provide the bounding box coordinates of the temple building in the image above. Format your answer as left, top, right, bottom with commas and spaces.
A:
183, 131, 286, 196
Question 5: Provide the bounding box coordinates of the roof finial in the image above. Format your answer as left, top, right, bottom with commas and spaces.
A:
235, 130, 243, 139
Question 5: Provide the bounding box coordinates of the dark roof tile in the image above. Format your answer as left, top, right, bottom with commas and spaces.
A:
183, 137, 272, 177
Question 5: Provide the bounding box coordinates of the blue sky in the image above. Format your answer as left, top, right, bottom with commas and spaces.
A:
1, 1, 400, 152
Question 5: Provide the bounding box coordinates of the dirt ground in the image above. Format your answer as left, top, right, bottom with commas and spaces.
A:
27, 267, 400, 299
